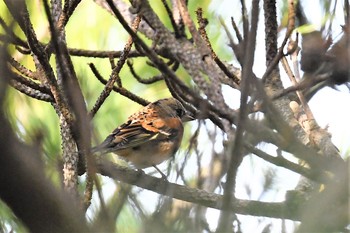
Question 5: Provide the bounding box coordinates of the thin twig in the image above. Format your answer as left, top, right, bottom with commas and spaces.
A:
231, 16, 243, 42
11, 75, 52, 98
271, 74, 329, 100
10, 79, 54, 102
217, 1, 260, 231
0, 16, 28, 48
282, 55, 316, 125
90, 14, 142, 117
68, 48, 142, 58
240, 0, 249, 40
244, 143, 332, 184
262, 0, 296, 83
88, 63, 150, 107
196, 8, 240, 87
161, 0, 181, 38
127, 60, 164, 84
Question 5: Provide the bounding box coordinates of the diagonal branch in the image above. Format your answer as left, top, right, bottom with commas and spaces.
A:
90, 14, 141, 117
97, 159, 301, 221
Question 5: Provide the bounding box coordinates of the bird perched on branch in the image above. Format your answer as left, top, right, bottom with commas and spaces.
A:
92, 98, 193, 177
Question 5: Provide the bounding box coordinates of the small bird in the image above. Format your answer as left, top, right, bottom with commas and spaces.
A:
92, 98, 193, 176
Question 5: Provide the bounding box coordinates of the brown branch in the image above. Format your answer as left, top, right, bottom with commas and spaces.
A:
83, 174, 94, 211
240, 0, 249, 40
161, 0, 181, 38
244, 143, 332, 184
217, 0, 260, 231
43, 0, 83, 57
231, 16, 243, 42
288, 38, 328, 149
0, 16, 28, 48
271, 74, 329, 100
127, 60, 164, 84
5, 0, 74, 125
219, 16, 244, 64
196, 8, 240, 87
90, 14, 141, 117
43, 0, 91, 193
10, 70, 52, 96
253, 75, 346, 173
105, 0, 236, 129
88, 63, 150, 107
263, 0, 279, 66
10, 79, 54, 102
281, 56, 316, 124
69, 48, 142, 58
0, 46, 91, 232
94, 0, 155, 39
175, 0, 229, 113
9, 58, 37, 80
57, 0, 82, 31
97, 159, 301, 221
7, 3, 89, 192
261, 0, 295, 84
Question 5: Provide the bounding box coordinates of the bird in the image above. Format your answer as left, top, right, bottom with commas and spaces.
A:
92, 98, 193, 177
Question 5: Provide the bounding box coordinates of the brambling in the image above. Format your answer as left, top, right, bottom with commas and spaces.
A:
92, 98, 193, 175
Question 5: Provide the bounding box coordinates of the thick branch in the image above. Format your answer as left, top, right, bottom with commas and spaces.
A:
97, 159, 301, 221
0, 47, 90, 233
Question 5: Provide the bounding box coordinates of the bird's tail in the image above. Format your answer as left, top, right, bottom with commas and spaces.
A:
91, 145, 102, 154
91, 136, 115, 155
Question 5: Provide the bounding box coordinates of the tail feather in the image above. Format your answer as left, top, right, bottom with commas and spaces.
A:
91, 135, 115, 154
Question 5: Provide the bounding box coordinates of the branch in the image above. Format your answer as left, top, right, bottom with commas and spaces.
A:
90, 14, 141, 117
94, 0, 155, 39
0, 110, 91, 233
97, 159, 301, 221
0, 45, 90, 233
217, 0, 260, 231
10, 79, 54, 102
175, 0, 230, 111
68, 48, 142, 58
262, 0, 294, 84
105, 0, 236, 131
88, 63, 150, 107
196, 8, 240, 87
245, 143, 332, 184
4, 0, 74, 125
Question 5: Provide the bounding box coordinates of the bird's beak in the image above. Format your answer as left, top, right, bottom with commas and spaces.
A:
182, 112, 195, 122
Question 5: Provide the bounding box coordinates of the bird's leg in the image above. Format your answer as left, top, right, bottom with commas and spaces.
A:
136, 169, 145, 177
152, 165, 167, 180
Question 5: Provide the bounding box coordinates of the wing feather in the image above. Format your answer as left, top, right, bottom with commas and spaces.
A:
93, 105, 182, 155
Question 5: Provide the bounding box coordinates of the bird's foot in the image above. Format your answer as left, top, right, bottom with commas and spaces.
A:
152, 165, 168, 181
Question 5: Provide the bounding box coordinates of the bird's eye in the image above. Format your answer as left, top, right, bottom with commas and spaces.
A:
176, 108, 185, 117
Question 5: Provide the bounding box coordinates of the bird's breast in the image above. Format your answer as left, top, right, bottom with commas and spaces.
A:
115, 140, 180, 169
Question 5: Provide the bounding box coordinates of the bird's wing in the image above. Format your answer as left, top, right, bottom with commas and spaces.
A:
93, 117, 179, 154
113, 117, 174, 148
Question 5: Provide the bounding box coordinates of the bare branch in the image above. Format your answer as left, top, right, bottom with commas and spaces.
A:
98, 159, 301, 221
